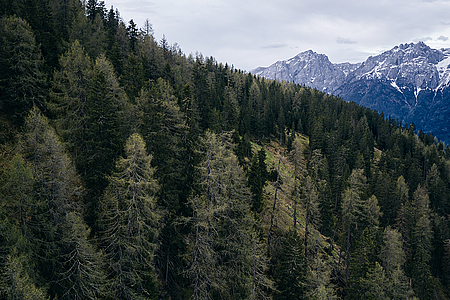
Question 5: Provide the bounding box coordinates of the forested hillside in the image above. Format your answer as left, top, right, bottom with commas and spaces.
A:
1, 1, 450, 299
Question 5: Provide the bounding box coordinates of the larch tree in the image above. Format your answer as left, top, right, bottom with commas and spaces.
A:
381, 227, 414, 299
0, 255, 48, 300
19, 106, 105, 299
0, 155, 46, 299
186, 131, 270, 300
409, 184, 433, 299
341, 168, 366, 281
99, 132, 160, 300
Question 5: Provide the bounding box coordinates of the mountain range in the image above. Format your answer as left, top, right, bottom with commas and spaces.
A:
252, 42, 450, 144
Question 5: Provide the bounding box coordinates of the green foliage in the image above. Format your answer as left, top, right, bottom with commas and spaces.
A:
273, 230, 306, 300
185, 131, 270, 299
247, 147, 268, 213
3, 3, 450, 298
0, 255, 48, 300
51, 42, 127, 230
0, 16, 46, 123
409, 184, 434, 299
100, 133, 160, 299
341, 168, 367, 280
14, 106, 105, 299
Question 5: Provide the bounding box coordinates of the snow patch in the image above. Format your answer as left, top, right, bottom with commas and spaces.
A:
414, 87, 422, 106
390, 81, 403, 94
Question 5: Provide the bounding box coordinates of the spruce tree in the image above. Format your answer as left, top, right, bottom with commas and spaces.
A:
0, 16, 46, 123
273, 230, 306, 300
51, 43, 127, 230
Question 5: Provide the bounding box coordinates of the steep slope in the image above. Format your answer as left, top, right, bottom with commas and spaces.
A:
335, 42, 450, 142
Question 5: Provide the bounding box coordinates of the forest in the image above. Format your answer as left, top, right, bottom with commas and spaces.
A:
1, 0, 450, 299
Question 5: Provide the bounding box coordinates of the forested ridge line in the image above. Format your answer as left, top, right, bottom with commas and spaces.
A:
1, 0, 450, 299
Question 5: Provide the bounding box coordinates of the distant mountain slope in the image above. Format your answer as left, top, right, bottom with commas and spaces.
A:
252, 42, 450, 143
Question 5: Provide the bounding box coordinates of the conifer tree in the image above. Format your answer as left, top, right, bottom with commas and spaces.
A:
247, 148, 268, 213
19, 106, 104, 299
290, 139, 305, 229
381, 227, 414, 299
341, 168, 366, 280
0, 255, 48, 300
186, 131, 269, 299
0, 155, 46, 299
273, 230, 306, 300
51, 43, 127, 230
69, 9, 107, 59
136, 79, 197, 298
409, 184, 433, 299
0, 16, 46, 123
1, 155, 35, 238
307, 256, 337, 300
100, 133, 160, 300
308, 149, 333, 236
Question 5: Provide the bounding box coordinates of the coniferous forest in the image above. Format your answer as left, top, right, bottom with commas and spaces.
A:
2, 1, 450, 299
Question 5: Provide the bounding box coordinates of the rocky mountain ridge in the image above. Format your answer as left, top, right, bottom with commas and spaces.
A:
252, 42, 450, 143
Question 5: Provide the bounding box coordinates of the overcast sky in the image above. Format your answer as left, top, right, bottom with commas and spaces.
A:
102, 0, 450, 71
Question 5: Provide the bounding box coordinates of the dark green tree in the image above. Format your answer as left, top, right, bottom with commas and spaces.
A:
273, 230, 306, 300
51, 43, 127, 230
0, 16, 46, 124
19, 106, 104, 299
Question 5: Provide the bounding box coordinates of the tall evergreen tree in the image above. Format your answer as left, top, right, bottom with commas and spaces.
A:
302, 176, 321, 259
0, 16, 46, 123
341, 168, 366, 281
99, 133, 160, 300
409, 184, 434, 299
19, 106, 104, 299
0, 255, 48, 300
290, 139, 305, 229
186, 131, 269, 299
381, 227, 414, 299
51, 43, 127, 230
273, 230, 306, 300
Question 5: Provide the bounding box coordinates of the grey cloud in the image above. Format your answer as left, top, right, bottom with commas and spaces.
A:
336, 36, 357, 44
438, 35, 449, 41
413, 37, 433, 42
262, 43, 288, 49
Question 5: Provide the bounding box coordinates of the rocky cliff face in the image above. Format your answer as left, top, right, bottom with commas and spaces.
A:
251, 42, 450, 143
252, 50, 360, 92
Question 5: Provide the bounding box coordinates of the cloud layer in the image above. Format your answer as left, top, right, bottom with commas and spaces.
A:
104, 0, 450, 70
